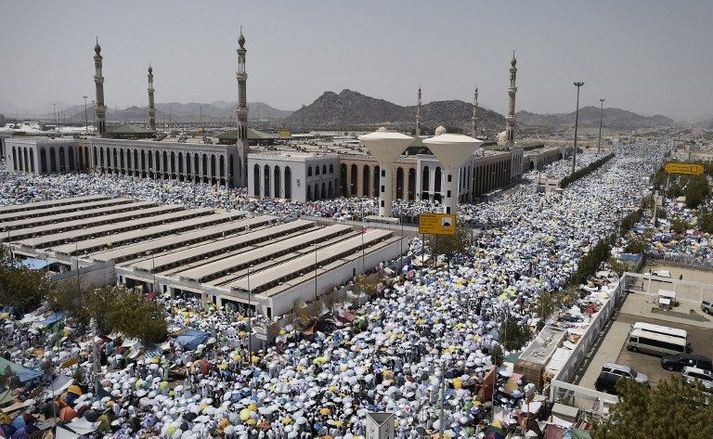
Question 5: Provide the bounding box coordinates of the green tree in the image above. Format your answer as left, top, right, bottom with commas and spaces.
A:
499, 319, 532, 351
490, 344, 504, 367
700, 210, 713, 234
685, 175, 711, 208
352, 274, 379, 296
593, 376, 713, 439
429, 224, 473, 259
671, 218, 691, 234
0, 246, 52, 311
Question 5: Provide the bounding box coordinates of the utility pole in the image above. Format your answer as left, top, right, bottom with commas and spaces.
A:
572, 82, 584, 174
597, 98, 605, 155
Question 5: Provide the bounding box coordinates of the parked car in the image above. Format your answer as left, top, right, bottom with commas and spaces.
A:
595, 363, 649, 395
601, 363, 649, 385
701, 300, 713, 316
661, 353, 713, 372
683, 366, 713, 391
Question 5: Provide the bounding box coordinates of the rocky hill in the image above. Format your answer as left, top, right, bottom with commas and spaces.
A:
282, 89, 505, 134
59, 101, 292, 124
516, 106, 677, 129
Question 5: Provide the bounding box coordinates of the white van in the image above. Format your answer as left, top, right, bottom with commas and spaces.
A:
627, 328, 688, 357
631, 322, 691, 352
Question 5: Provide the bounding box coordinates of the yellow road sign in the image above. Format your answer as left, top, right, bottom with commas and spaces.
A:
663, 162, 705, 176
419, 213, 456, 235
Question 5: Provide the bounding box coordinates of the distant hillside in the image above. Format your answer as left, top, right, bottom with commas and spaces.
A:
282, 89, 505, 134
52, 101, 292, 124
694, 118, 713, 130
516, 106, 678, 129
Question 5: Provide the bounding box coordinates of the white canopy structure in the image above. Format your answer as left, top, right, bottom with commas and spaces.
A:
423, 127, 482, 214
358, 128, 414, 217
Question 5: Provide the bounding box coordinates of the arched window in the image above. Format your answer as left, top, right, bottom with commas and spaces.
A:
163, 151, 168, 175
210, 155, 216, 180
219, 155, 225, 178
350, 164, 357, 196
171, 151, 176, 174
93, 147, 98, 168
373, 165, 380, 196
29, 149, 35, 172
435, 166, 442, 193
194, 154, 199, 177
362, 165, 370, 197
321, 182, 326, 200
322, 164, 327, 175
50, 148, 57, 172
40, 148, 47, 173
339, 164, 347, 195
315, 166, 320, 176
112, 148, 117, 172
202, 154, 208, 177
68, 148, 74, 171
119, 148, 124, 170
263, 164, 271, 197
306, 185, 312, 201
274, 166, 281, 198
408, 168, 416, 200
58, 147, 66, 172
328, 181, 333, 198
329, 164, 334, 174
284, 166, 292, 200
141, 150, 146, 172
307, 166, 312, 177
155, 151, 161, 171
253, 164, 260, 196
11, 147, 17, 170
186, 153, 191, 175
396, 167, 404, 200
84, 147, 90, 170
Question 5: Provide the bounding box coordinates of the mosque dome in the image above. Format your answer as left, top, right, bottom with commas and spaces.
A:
435, 126, 447, 136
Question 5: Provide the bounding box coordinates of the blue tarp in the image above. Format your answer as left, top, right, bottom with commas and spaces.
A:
39, 312, 64, 327
175, 330, 210, 351
0, 357, 43, 383
19, 258, 49, 270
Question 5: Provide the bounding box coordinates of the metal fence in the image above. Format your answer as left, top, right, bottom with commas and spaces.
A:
645, 252, 713, 270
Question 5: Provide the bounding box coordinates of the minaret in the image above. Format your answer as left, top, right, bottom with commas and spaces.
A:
147, 64, 156, 131
415, 85, 422, 137
93, 38, 107, 136
505, 50, 517, 149
471, 87, 479, 138
234, 26, 249, 187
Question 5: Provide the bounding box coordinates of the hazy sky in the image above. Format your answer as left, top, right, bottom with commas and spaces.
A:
1, 0, 712, 120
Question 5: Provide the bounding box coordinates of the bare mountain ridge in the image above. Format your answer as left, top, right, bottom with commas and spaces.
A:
283, 89, 505, 133
517, 106, 678, 129
50, 101, 292, 124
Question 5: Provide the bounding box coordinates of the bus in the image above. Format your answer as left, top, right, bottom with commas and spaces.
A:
627, 328, 689, 357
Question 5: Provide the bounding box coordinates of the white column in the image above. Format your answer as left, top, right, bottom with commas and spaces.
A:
379, 163, 393, 217
444, 168, 459, 214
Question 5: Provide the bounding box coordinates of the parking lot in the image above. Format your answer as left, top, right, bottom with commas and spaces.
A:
579, 264, 713, 389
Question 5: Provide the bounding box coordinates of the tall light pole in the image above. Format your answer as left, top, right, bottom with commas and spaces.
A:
597, 98, 605, 155
572, 82, 584, 174
83, 96, 89, 135
247, 264, 252, 361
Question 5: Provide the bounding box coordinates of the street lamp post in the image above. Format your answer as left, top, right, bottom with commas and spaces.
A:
314, 244, 318, 302
247, 264, 252, 362
83, 96, 89, 135
597, 98, 605, 155
92, 100, 96, 133
572, 82, 584, 174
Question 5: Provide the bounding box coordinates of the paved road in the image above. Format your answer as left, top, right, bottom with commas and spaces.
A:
579, 321, 631, 389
